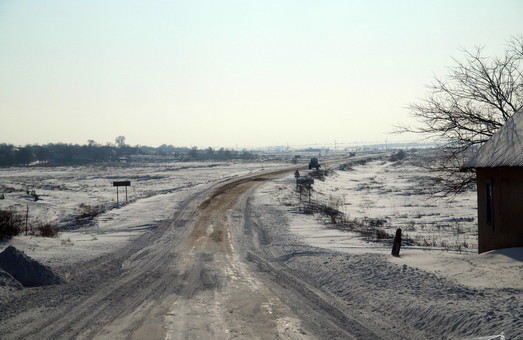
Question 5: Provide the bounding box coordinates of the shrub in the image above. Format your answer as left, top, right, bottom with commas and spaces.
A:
405, 220, 417, 231
324, 206, 340, 223
376, 228, 391, 239
389, 150, 406, 162
338, 163, 355, 171
36, 222, 58, 238
308, 169, 330, 181
0, 208, 22, 240
75, 203, 104, 224
303, 203, 315, 215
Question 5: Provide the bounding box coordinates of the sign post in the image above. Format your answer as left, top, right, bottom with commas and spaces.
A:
113, 181, 131, 203
296, 177, 314, 202
391, 228, 402, 256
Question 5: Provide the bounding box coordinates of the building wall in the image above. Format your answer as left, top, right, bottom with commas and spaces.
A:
476, 167, 523, 253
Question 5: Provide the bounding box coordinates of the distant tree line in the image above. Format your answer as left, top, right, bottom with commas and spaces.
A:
0, 142, 135, 166
0, 139, 258, 167
153, 145, 257, 161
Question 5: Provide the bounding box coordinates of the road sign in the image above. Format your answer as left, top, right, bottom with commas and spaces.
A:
113, 181, 130, 203
113, 181, 131, 187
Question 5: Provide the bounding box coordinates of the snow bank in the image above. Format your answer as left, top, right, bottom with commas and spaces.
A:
0, 246, 62, 287
250, 161, 522, 339
389, 246, 523, 290
259, 161, 522, 291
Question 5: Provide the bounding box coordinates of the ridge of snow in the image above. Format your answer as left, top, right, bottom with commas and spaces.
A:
467, 109, 523, 168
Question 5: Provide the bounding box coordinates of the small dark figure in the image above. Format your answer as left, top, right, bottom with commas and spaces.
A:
391, 228, 402, 256
294, 170, 300, 178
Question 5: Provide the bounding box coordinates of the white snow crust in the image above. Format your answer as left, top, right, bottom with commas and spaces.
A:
1, 156, 522, 338
258, 163, 522, 290
1, 157, 521, 289
467, 109, 523, 168
0, 161, 285, 266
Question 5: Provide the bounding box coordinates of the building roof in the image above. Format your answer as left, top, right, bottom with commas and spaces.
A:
467, 109, 523, 168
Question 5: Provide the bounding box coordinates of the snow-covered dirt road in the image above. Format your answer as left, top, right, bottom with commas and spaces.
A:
1, 159, 521, 339
0, 167, 374, 339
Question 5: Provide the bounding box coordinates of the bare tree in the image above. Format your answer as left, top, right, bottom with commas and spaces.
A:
115, 136, 126, 148
397, 35, 523, 195
189, 146, 198, 159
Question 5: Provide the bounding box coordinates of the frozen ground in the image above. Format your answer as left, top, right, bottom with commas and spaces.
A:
259, 165, 523, 290
244, 154, 521, 339
1, 155, 522, 339
245, 165, 523, 339
266, 155, 522, 291
309, 156, 477, 251
0, 161, 288, 272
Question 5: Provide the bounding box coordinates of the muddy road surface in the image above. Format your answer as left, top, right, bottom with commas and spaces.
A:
0, 169, 382, 339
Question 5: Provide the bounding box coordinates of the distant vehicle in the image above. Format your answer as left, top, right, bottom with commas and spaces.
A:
308, 157, 320, 169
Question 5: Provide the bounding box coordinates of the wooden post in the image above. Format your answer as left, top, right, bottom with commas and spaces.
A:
25, 205, 29, 235
392, 228, 402, 256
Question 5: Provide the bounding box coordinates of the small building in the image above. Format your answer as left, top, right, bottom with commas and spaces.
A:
467, 109, 523, 253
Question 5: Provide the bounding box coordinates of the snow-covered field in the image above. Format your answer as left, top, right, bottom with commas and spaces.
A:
262, 154, 522, 291
1, 154, 521, 289
0, 160, 283, 228
248, 155, 522, 339
1, 154, 522, 338
0, 160, 286, 266
298, 155, 477, 252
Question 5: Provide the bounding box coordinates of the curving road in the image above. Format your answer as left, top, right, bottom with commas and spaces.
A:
0, 167, 379, 339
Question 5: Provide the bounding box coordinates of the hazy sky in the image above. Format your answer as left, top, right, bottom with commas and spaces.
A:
1, 1, 522, 149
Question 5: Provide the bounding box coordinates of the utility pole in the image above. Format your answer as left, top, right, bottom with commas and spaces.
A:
25, 205, 29, 235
